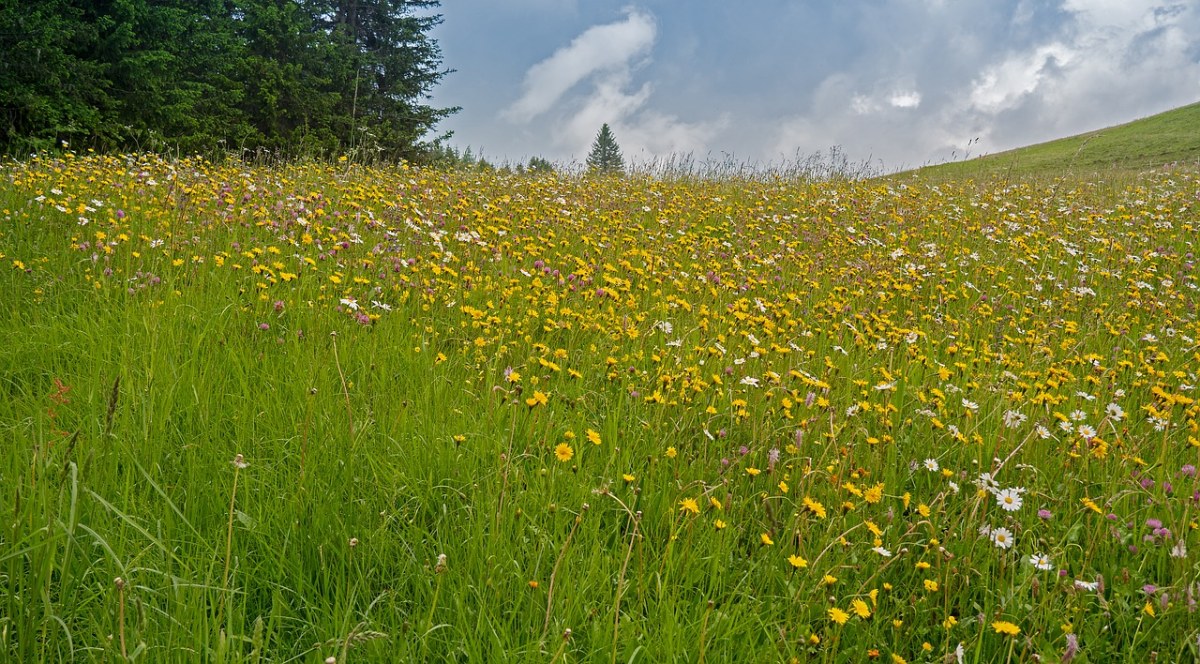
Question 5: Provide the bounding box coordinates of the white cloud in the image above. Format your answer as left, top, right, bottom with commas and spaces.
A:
889, 91, 922, 109
506, 7, 728, 162
773, 0, 1200, 171
502, 9, 656, 123
969, 43, 1075, 113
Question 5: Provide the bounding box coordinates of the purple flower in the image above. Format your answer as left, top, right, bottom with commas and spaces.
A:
1143, 584, 1157, 595
258, 322, 269, 331
1146, 518, 1163, 529
1181, 464, 1196, 478
1140, 477, 1155, 490
1062, 633, 1079, 663
1037, 509, 1053, 520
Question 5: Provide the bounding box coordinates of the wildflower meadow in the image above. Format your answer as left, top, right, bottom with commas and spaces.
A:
2, 153, 1199, 662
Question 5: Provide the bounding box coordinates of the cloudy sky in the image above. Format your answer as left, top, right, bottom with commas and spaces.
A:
428, 0, 1200, 172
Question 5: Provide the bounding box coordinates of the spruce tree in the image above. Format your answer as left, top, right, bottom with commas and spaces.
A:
586, 123, 623, 174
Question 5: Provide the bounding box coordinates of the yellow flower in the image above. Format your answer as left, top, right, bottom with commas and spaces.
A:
554, 443, 573, 462
525, 390, 548, 407
679, 498, 700, 515
943, 616, 958, 629
709, 496, 723, 510
760, 533, 774, 546
1143, 601, 1156, 617
787, 554, 808, 569
803, 496, 827, 519
778, 481, 789, 494
665, 446, 678, 459
828, 607, 849, 625
864, 483, 884, 504
891, 655, 908, 664
586, 429, 602, 445
746, 467, 761, 476
851, 599, 871, 619
924, 579, 939, 592
622, 473, 635, 483
991, 620, 1020, 636
713, 519, 727, 530
823, 574, 838, 586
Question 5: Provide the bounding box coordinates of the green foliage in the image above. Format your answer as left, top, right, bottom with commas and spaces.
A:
0, 0, 456, 159
5, 155, 1200, 661
527, 156, 555, 174
586, 123, 623, 174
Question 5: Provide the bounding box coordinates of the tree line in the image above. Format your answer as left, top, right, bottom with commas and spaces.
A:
0, 0, 456, 161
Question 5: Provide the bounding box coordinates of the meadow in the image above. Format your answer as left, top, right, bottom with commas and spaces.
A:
1, 153, 1199, 662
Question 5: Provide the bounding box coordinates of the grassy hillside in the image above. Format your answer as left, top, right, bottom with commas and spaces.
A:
4, 155, 1200, 661
905, 101, 1200, 180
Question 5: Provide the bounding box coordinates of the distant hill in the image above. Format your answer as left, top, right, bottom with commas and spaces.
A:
901, 102, 1200, 180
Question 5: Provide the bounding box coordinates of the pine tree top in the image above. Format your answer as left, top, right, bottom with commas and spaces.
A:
586, 123, 624, 175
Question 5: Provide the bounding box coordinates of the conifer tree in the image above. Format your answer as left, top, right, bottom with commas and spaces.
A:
586, 123, 623, 174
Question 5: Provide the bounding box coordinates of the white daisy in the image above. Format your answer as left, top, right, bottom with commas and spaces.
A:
990, 527, 1014, 549
1029, 553, 1053, 571
996, 488, 1023, 512
1002, 410, 1026, 428
924, 458, 939, 472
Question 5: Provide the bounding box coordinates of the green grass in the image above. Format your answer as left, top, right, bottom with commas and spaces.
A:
1, 154, 1199, 662
902, 101, 1200, 181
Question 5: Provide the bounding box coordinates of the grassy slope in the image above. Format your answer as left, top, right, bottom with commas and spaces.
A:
902, 101, 1200, 180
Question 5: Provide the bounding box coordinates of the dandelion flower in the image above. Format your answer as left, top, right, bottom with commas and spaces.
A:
679, 498, 699, 515
760, 532, 774, 546
851, 598, 871, 618
788, 554, 808, 569
991, 620, 1020, 636
828, 607, 849, 625
586, 429, 602, 445
554, 443, 573, 462
803, 496, 827, 519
